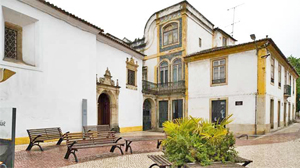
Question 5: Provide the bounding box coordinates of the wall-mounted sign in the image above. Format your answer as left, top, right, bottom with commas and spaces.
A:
235, 101, 243, 106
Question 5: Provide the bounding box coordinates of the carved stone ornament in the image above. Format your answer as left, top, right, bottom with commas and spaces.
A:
97, 68, 119, 87
126, 57, 139, 68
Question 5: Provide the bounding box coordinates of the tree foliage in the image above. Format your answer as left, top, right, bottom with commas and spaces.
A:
287, 55, 300, 111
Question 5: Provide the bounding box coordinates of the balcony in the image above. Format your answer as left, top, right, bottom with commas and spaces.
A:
284, 85, 291, 97
142, 80, 186, 95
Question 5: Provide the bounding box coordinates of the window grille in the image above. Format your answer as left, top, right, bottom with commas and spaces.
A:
5, 27, 18, 59
128, 69, 135, 86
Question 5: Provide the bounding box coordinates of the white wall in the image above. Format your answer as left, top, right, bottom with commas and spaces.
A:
213, 31, 235, 48
265, 55, 296, 129
188, 50, 257, 125
186, 16, 213, 55
144, 17, 157, 56
96, 42, 143, 128
0, 0, 96, 137
144, 58, 157, 83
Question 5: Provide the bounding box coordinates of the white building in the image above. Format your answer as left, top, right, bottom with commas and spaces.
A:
0, 0, 144, 144
185, 39, 298, 135
130, 1, 298, 135
0, 0, 298, 145
131, 1, 236, 130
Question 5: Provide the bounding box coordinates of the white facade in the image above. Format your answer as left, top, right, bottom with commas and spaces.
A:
187, 42, 298, 134
0, 0, 144, 140
186, 16, 213, 55
188, 50, 257, 130
265, 54, 297, 129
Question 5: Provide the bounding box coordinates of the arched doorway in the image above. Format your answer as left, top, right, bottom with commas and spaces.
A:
143, 99, 152, 130
98, 93, 110, 125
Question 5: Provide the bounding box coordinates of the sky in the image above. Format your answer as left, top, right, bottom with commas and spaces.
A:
47, 0, 300, 58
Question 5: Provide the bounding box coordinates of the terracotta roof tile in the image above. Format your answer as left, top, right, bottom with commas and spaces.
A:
38, 0, 104, 32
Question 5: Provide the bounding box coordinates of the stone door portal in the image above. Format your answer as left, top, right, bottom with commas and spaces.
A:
96, 68, 120, 130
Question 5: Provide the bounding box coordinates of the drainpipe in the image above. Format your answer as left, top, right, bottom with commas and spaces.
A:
255, 92, 258, 135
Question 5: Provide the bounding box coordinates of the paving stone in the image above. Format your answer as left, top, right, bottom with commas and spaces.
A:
14, 124, 300, 168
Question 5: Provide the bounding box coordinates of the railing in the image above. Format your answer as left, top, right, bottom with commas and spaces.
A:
284, 85, 291, 97
142, 80, 186, 95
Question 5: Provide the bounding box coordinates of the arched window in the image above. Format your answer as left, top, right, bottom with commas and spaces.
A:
172, 58, 182, 82
160, 61, 168, 84
163, 22, 178, 46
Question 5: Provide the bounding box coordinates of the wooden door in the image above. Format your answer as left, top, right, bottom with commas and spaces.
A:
270, 99, 274, 129
143, 99, 151, 131
159, 101, 168, 127
98, 94, 110, 125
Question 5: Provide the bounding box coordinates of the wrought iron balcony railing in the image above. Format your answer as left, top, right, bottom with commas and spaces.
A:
142, 80, 186, 95
284, 85, 291, 97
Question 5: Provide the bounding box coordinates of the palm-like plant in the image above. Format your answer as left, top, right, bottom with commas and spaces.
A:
162, 114, 237, 166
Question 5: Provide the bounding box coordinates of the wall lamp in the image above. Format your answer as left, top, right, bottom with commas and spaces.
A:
250, 34, 270, 58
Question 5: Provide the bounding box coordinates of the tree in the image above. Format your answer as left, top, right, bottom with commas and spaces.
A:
287, 55, 300, 112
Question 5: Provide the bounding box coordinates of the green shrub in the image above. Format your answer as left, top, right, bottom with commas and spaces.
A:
162, 115, 237, 166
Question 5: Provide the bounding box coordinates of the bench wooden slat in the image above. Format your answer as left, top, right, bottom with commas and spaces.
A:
64, 130, 124, 162
26, 127, 65, 151
148, 155, 173, 166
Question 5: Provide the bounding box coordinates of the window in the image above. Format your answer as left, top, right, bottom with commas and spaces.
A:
212, 58, 227, 85
128, 70, 135, 85
222, 37, 227, 46
172, 58, 182, 82
289, 75, 291, 85
278, 65, 281, 87
199, 38, 202, 47
160, 61, 169, 84
293, 79, 295, 94
126, 57, 139, 90
285, 71, 287, 85
142, 66, 148, 81
4, 22, 22, 61
271, 57, 275, 83
163, 22, 178, 46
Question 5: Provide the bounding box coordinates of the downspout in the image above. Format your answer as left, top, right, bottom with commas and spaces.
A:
255, 92, 258, 135
254, 39, 259, 135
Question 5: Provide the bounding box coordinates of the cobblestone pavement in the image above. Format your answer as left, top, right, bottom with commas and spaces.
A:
14, 123, 300, 168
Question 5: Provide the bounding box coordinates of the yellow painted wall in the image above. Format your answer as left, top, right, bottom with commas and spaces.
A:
119, 126, 143, 133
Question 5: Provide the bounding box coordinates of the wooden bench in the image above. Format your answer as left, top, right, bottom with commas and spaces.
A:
148, 155, 252, 168
64, 131, 124, 162
26, 127, 68, 151
234, 156, 253, 167
83, 125, 111, 133
147, 155, 172, 168
124, 136, 166, 154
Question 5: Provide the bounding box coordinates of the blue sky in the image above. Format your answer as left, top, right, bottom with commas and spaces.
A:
47, 0, 300, 58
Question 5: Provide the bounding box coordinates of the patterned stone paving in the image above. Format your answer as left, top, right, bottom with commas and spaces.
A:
13, 123, 300, 168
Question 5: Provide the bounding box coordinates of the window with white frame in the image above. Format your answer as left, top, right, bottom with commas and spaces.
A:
278, 65, 281, 87
172, 58, 182, 82
222, 37, 227, 46
163, 22, 179, 46
271, 57, 275, 83
160, 61, 169, 84
212, 58, 226, 85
